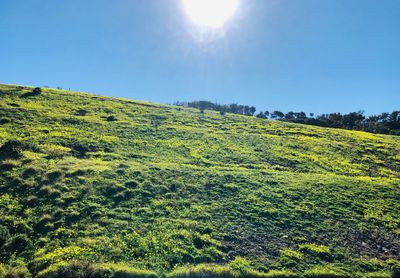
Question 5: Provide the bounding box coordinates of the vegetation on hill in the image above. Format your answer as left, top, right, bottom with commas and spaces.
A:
267, 111, 400, 136
0, 84, 399, 277
174, 100, 400, 136
173, 101, 257, 116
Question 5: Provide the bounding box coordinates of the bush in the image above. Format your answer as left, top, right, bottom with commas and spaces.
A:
35, 215, 54, 233
114, 189, 135, 202
38, 186, 61, 198
7, 103, 20, 107
0, 225, 10, 247
106, 115, 118, 122
0, 140, 24, 160
2, 235, 33, 258
36, 262, 157, 278
124, 181, 139, 189
20, 87, 41, 98
66, 141, 99, 158
75, 110, 88, 116
33, 87, 42, 94
0, 118, 10, 125
46, 171, 63, 183
167, 264, 233, 278
22, 167, 41, 178
0, 163, 16, 172
101, 183, 125, 197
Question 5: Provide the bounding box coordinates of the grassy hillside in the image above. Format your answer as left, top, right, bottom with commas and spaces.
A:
0, 84, 399, 277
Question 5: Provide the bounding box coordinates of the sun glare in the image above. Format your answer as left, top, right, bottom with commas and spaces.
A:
182, 0, 239, 28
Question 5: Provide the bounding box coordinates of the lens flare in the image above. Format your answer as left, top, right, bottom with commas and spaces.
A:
182, 0, 239, 28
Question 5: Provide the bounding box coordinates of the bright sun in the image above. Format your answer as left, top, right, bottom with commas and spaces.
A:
182, 0, 239, 28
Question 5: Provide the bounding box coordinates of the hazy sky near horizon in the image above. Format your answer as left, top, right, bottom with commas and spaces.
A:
1, 0, 399, 114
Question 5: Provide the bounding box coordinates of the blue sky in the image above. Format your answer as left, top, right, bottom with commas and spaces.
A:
1, 0, 399, 114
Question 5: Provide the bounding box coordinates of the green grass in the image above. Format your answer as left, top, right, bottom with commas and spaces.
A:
0, 84, 399, 277
167, 264, 233, 278
36, 262, 158, 278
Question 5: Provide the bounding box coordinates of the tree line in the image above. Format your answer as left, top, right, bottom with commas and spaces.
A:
173, 101, 256, 116
258, 110, 400, 136
173, 101, 400, 136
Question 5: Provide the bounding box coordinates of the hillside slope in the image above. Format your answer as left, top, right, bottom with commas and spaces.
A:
0, 84, 399, 277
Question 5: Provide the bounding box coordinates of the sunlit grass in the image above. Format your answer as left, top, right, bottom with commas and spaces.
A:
0, 84, 399, 277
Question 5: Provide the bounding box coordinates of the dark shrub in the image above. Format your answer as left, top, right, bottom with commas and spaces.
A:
0, 225, 10, 247
35, 215, 54, 233
106, 115, 118, 122
8, 177, 33, 194
65, 210, 81, 224
26, 195, 39, 206
33, 87, 42, 94
3, 234, 33, 257
38, 186, 61, 198
150, 115, 166, 128
124, 180, 139, 188
0, 216, 31, 235
62, 118, 81, 125
66, 142, 98, 158
114, 189, 135, 202
116, 169, 125, 175
0, 163, 16, 171
0, 140, 24, 159
75, 109, 88, 116
61, 195, 76, 205
102, 183, 125, 197
0, 118, 10, 125
66, 169, 87, 177
46, 171, 63, 183
21, 87, 42, 98
7, 103, 20, 107
22, 167, 40, 178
